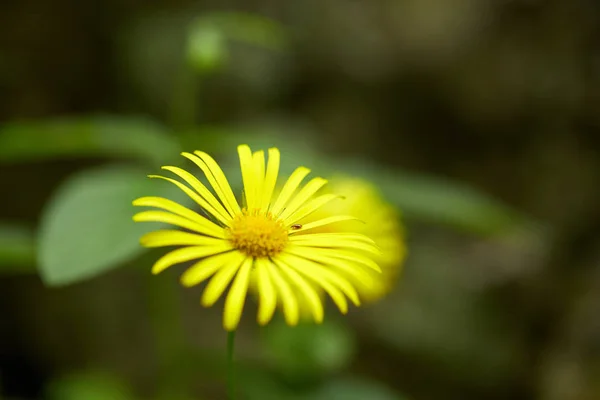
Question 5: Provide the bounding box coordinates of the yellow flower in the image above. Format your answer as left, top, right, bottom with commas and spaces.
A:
132, 145, 381, 331
299, 177, 406, 303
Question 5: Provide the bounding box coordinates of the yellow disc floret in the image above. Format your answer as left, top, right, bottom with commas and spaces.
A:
227, 209, 288, 258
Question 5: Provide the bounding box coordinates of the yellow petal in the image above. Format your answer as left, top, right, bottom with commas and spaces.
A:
238, 145, 257, 209
252, 150, 266, 207
223, 257, 253, 331
284, 252, 360, 307
202, 254, 248, 307
276, 262, 324, 323
255, 258, 277, 325
147, 174, 231, 226
161, 166, 232, 222
307, 247, 382, 273
268, 261, 299, 326
185, 151, 241, 216
180, 251, 241, 287
152, 244, 233, 274
133, 196, 225, 237
140, 230, 226, 247
277, 254, 349, 314
270, 167, 311, 215
289, 235, 381, 255
287, 215, 360, 235
260, 148, 280, 210
290, 232, 377, 244
284, 245, 375, 289
283, 194, 341, 225
133, 211, 223, 238
278, 177, 328, 222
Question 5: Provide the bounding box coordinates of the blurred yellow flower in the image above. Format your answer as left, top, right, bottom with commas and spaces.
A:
132, 145, 381, 331
298, 177, 406, 303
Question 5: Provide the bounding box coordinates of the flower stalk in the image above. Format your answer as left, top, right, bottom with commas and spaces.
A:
226, 330, 237, 399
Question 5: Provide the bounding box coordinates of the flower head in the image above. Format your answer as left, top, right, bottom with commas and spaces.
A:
133, 145, 381, 331
301, 177, 406, 303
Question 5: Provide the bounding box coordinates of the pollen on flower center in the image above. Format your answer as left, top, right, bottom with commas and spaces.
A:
227, 209, 288, 258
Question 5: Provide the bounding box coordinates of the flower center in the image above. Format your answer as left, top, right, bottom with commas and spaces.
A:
227, 209, 288, 258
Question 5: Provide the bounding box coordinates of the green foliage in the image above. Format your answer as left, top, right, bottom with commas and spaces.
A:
37, 165, 183, 286
46, 371, 134, 400
262, 318, 355, 379
305, 378, 405, 400
0, 116, 180, 165
333, 157, 526, 235
0, 223, 36, 272
242, 365, 404, 400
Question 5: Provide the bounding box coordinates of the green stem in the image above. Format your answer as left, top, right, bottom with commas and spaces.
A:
226, 330, 237, 399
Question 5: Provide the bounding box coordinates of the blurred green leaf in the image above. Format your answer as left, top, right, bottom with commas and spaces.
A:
0, 223, 36, 272
336, 158, 526, 234
303, 377, 405, 400
38, 165, 184, 286
242, 371, 404, 400
0, 116, 180, 165
47, 371, 134, 400
262, 318, 355, 380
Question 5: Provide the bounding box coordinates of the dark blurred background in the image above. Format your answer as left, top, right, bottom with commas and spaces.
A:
1, 1, 600, 399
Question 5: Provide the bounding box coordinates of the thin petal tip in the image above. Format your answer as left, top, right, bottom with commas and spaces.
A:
200, 295, 215, 308
180, 272, 199, 288
132, 213, 143, 221
150, 266, 163, 275
257, 316, 270, 326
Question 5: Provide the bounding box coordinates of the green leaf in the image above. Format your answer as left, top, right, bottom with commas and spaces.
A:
262, 318, 355, 380
335, 157, 527, 234
0, 223, 36, 272
0, 116, 180, 165
304, 378, 405, 400
242, 372, 405, 400
47, 371, 134, 400
38, 165, 184, 286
